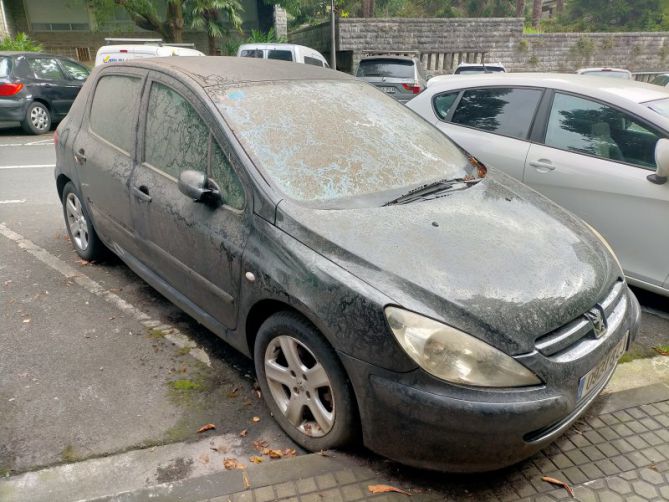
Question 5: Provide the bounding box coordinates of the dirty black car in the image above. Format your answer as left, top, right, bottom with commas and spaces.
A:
0, 52, 90, 134
54, 57, 641, 472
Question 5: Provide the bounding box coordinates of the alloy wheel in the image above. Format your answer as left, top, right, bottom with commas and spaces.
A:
264, 335, 335, 437
65, 192, 89, 251
30, 105, 49, 131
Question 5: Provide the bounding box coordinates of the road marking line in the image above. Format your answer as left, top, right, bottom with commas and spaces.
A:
0, 142, 53, 147
0, 199, 26, 204
24, 139, 54, 146
0, 164, 55, 170
0, 222, 211, 367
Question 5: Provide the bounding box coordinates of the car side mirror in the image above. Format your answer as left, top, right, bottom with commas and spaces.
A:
178, 170, 221, 204
649, 138, 669, 185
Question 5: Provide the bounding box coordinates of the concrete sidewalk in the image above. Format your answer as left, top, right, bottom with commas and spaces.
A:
3, 377, 668, 501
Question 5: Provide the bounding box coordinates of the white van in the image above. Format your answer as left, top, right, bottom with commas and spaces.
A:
95, 44, 205, 66
237, 43, 329, 67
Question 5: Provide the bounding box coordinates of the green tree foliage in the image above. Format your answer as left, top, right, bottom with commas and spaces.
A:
557, 0, 668, 32
186, 0, 244, 54
89, 0, 186, 42
0, 33, 43, 52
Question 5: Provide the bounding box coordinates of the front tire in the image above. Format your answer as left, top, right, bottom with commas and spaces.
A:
21, 102, 51, 135
254, 311, 358, 451
62, 182, 105, 261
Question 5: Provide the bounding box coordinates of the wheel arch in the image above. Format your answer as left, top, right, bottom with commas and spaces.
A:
56, 173, 71, 202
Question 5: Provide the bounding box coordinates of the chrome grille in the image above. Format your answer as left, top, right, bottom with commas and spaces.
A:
535, 281, 626, 358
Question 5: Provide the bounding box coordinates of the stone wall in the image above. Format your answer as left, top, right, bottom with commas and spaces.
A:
290, 17, 669, 74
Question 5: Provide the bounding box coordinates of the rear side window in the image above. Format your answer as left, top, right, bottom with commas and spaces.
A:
145, 82, 209, 179
357, 59, 414, 79
268, 50, 293, 61
304, 56, 323, 67
28, 58, 65, 80
451, 87, 542, 140
89, 75, 141, 152
0, 57, 11, 78
240, 49, 263, 58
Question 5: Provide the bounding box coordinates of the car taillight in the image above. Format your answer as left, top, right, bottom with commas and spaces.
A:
0, 82, 24, 96
402, 83, 422, 94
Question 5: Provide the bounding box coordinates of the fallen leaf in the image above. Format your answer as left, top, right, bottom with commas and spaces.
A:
249, 455, 263, 464
252, 416, 260, 423
242, 470, 251, 489
223, 458, 245, 470
282, 448, 297, 457
253, 439, 269, 451
653, 346, 669, 356
239, 429, 248, 437
368, 484, 411, 496
319, 450, 333, 457
77, 259, 90, 266
542, 476, 575, 498
197, 423, 216, 433
22, 319, 30, 324
265, 449, 283, 459
227, 387, 240, 398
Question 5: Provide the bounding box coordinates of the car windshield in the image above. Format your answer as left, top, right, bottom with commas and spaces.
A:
212, 80, 475, 208
0, 57, 10, 77
644, 97, 669, 118
357, 59, 414, 78
581, 70, 630, 79
456, 66, 504, 74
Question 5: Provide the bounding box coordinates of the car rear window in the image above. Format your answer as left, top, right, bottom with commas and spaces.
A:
356, 59, 414, 79
0, 57, 10, 78
267, 50, 293, 61
455, 66, 505, 75
212, 81, 475, 207
240, 49, 263, 58
304, 56, 323, 67
645, 97, 669, 118
90, 75, 142, 152
581, 70, 630, 79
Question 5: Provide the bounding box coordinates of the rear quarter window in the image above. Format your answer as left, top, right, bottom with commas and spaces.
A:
0, 57, 11, 78
89, 75, 142, 153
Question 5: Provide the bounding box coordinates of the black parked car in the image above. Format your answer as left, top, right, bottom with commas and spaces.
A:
55, 58, 640, 472
0, 52, 89, 134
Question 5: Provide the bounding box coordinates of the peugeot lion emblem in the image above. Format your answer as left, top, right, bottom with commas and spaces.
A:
586, 308, 607, 338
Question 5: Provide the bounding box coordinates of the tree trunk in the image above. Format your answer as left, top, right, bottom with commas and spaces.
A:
515, 0, 525, 18
165, 1, 185, 43
556, 0, 565, 16
208, 33, 217, 55
361, 0, 374, 18
532, 0, 542, 28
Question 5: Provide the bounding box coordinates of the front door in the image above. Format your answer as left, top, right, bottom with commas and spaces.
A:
130, 75, 249, 329
524, 91, 669, 290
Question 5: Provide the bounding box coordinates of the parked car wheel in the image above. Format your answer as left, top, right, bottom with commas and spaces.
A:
62, 182, 105, 261
254, 312, 358, 451
22, 101, 51, 135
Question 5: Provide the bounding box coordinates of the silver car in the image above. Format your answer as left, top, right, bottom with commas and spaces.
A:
408, 73, 669, 296
356, 56, 427, 103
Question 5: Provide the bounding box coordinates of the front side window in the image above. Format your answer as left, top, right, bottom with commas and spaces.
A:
211, 142, 245, 210
545, 93, 662, 170
145, 82, 209, 179
89, 75, 141, 152
433, 92, 459, 120
267, 50, 293, 61
451, 87, 542, 140
60, 59, 89, 81
303, 56, 323, 67
212, 80, 475, 207
28, 58, 65, 80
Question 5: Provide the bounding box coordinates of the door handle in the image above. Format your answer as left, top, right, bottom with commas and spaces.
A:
74, 148, 86, 165
132, 185, 152, 203
529, 159, 555, 173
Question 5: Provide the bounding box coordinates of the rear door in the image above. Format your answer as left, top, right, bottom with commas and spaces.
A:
524, 91, 669, 289
72, 68, 145, 256
431, 87, 544, 180
56, 58, 89, 111
25, 57, 72, 117
129, 73, 250, 329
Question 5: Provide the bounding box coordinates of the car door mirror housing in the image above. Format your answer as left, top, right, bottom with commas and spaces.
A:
649, 138, 669, 185
178, 170, 221, 204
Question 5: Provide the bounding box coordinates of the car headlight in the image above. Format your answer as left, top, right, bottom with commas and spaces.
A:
385, 307, 542, 387
583, 222, 623, 273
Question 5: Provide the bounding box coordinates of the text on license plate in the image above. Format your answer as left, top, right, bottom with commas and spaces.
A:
577, 332, 628, 400
380, 86, 396, 94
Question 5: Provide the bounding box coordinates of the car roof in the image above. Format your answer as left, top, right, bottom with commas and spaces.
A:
108, 56, 353, 88
457, 62, 504, 67
238, 43, 316, 51
359, 55, 417, 62
576, 67, 630, 73
426, 72, 669, 104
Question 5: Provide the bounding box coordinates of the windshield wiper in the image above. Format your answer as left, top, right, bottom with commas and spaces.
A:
383, 177, 482, 206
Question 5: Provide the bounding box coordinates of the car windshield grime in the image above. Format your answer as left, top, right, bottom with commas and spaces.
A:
356, 59, 414, 78
212, 80, 475, 208
644, 97, 669, 119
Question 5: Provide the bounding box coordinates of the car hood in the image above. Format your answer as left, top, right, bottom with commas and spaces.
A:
275, 172, 620, 355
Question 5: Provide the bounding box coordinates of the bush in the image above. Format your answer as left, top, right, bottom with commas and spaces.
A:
0, 33, 43, 52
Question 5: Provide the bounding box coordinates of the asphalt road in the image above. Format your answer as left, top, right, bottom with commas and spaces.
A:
0, 126, 667, 479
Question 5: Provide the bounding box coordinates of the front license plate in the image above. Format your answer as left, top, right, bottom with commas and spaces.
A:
380, 86, 396, 94
577, 332, 628, 400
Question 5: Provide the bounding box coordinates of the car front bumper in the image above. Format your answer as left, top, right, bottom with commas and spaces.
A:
0, 97, 28, 122
340, 286, 641, 472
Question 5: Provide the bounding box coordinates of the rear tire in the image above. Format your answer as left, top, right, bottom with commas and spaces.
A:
21, 102, 51, 135
62, 182, 106, 261
254, 311, 358, 452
